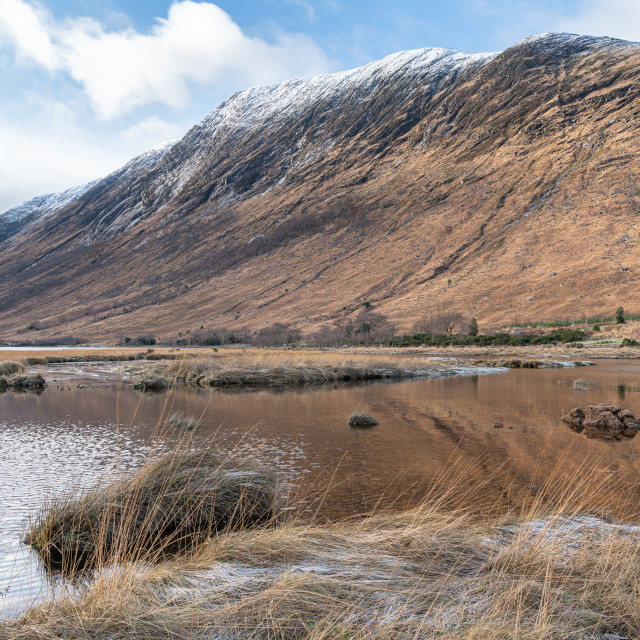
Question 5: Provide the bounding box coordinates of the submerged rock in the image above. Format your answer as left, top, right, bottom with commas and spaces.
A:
562, 403, 640, 440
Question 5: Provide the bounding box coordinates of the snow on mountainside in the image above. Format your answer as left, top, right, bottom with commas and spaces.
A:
1, 46, 503, 245
1, 181, 98, 226
200, 48, 498, 131
517, 32, 640, 51
145, 47, 501, 216
3, 33, 634, 245
0, 180, 100, 244
180, 33, 637, 137
0, 141, 176, 243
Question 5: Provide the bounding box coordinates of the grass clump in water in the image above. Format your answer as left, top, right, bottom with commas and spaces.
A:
163, 351, 435, 388
166, 411, 199, 430
5, 374, 46, 390
348, 410, 379, 427
25, 448, 278, 573
133, 373, 169, 391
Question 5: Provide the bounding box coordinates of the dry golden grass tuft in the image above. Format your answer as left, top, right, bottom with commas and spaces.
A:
0, 347, 206, 364
25, 445, 278, 575
0, 361, 25, 376
5, 460, 640, 639
157, 348, 454, 388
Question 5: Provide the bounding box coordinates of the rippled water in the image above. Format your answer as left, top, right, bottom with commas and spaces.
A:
2, 358, 640, 617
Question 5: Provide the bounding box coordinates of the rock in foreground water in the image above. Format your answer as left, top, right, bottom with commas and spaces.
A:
562, 403, 640, 440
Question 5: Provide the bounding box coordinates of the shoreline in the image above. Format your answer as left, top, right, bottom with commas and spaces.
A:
0, 346, 607, 391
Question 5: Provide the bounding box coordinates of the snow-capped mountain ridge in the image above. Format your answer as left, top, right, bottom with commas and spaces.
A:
2, 181, 98, 226
0, 140, 176, 244
3, 32, 636, 245
202, 47, 498, 131
2, 31, 640, 342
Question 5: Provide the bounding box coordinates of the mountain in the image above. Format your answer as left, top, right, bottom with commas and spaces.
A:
0, 33, 639, 342
0, 182, 98, 245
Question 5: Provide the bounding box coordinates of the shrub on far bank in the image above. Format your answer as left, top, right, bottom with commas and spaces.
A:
176, 328, 243, 347
121, 335, 157, 346
390, 327, 587, 348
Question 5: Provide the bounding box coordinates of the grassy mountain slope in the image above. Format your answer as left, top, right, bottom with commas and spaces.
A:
0, 34, 638, 341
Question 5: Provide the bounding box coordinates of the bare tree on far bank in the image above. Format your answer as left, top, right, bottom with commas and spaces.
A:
413, 312, 470, 335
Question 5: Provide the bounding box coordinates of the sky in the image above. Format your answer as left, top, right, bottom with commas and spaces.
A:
1, 0, 639, 212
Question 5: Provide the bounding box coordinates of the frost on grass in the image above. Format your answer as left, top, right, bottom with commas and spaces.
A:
10, 507, 640, 639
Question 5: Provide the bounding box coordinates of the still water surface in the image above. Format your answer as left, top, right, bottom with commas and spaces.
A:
2, 359, 640, 617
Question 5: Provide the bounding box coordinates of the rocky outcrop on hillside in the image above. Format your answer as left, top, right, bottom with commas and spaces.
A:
0, 33, 639, 341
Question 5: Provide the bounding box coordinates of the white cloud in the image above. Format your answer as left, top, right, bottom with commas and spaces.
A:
0, 0, 58, 68
0, 119, 128, 212
0, 1, 333, 118
557, 0, 640, 42
463, 0, 640, 50
283, 0, 317, 21
123, 116, 185, 147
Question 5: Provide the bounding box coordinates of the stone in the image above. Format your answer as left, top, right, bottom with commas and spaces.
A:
493, 421, 504, 428
562, 407, 585, 432
562, 403, 640, 440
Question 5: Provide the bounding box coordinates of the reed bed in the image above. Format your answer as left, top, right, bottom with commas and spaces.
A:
7, 503, 640, 639
25, 448, 278, 574
0, 348, 206, 367
160, 350, 456, 388
376, 342, 639, 359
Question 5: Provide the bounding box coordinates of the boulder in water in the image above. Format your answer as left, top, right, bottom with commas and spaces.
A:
562, 403, 640, 440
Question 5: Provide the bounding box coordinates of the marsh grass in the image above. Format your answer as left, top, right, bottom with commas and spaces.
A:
166, 411, 200, 430
0, 361, 25, 376
25, 446, 278, 575
133, 373, 170, 390
7, 455, 640, 640
161, 350, 445, 388
348, 409, 379, 427
1, 374, 46, 390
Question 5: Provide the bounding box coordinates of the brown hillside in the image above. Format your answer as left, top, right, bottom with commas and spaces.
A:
0, 33, 639, 341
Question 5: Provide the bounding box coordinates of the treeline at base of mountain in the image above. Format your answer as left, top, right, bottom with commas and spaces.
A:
16, 309, 637, 349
